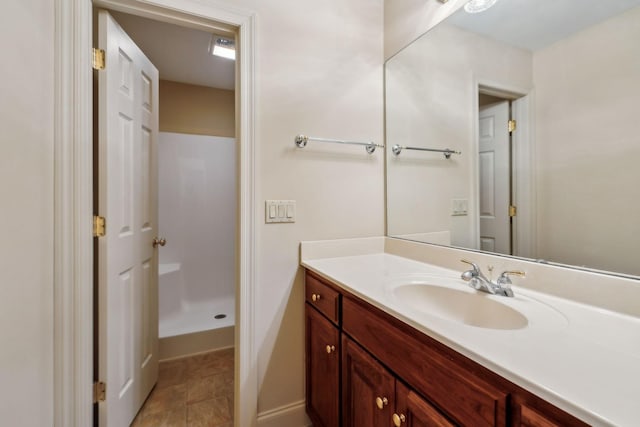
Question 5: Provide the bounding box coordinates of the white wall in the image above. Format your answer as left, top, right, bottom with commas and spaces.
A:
533, 6, 640, 276
6, 0, 383, 423
386, 23, 532, 248
158, 132, 236, 303
0, 0, 54, 424
230, 0, 385, 414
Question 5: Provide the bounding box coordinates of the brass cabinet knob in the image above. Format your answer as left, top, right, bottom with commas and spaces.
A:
152, 237, 167, 248
312, 293, 321, 302
325, 345, 336, 354
392, 413, 406, 426
376, 396, 389, 410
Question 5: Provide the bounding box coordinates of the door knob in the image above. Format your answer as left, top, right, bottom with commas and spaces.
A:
153, 237, 167, 248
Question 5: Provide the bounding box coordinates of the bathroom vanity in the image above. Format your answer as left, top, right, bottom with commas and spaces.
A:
308, 3, 640, 425
302, 237, 640, 427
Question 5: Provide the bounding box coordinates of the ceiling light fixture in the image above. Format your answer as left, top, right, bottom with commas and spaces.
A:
464, 0, 499, 14
209, 35, 235, 60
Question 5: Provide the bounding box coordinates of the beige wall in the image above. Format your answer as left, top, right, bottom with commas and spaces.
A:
231, 0, 385, 415
4, 0, 639, 424
0, 0, 54, 424
6, 0, 379, 423
533, 6, 640, 275
159, 80, 235, 137
386, 23, 532, 248
0, 0, 541, 423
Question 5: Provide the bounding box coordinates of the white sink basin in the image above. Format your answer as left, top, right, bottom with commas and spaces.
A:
393, 284, 528, 330
386, 277, 568, 331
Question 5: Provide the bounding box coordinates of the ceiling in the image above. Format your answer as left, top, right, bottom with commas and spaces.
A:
448, 0, 640, 51
110, 2, 640, 87
110, 11, 235, 90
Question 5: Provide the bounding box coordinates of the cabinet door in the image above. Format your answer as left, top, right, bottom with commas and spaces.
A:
306, 304, 340, 427
395, 382, 456, 427
342, 336, 395, 427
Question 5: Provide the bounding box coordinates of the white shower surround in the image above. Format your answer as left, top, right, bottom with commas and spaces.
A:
158, 132, 236, 339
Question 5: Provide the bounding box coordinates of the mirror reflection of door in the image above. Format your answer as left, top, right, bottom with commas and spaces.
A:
477, 90, 534, 258
478, 99, 512, 254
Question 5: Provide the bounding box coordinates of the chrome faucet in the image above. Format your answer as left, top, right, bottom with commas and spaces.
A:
460, 259, 525, 297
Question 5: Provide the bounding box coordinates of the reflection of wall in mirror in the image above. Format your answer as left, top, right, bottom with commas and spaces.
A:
385, 23, 532, 249
384, 0, 467, 59
534, 6, 640, 275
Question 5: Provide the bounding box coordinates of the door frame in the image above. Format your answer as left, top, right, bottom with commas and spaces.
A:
470, 78, 536, 257
53, 0, 257, 426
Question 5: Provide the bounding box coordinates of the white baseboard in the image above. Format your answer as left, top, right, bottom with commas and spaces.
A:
257, 400, 311, 427
159, 326, 234, 360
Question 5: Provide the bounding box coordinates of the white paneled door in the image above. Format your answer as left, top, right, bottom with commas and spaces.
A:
97, 10, 159, 427
478, 101, 511, 255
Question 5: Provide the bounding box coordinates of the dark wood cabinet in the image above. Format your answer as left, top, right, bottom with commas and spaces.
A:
510, 396, 585, 427
396, 381, 456, 427
305, 304, 340, 427
342, 335, 455, 427
342, 295, 507, 426
342, 335, 395, 427
519, 404, 560, 427
305, 271, 342, 427
304, 270, 589, 427
306, 272, 340, 324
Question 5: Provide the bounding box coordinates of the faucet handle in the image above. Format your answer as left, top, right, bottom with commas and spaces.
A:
497, 270, 526, 285
460, 259, 480, 271
460, 259, 480, 282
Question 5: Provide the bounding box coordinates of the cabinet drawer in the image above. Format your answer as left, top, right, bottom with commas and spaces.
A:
343, 296, 508, 427
513, 400, 587, 427
520, 404, 559, 427
306, 271, 340, 324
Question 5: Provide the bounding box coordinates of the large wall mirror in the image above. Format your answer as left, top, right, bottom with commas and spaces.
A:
385, 0, 640, 278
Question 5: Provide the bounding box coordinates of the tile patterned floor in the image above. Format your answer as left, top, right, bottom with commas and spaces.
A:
131, 347, 234, 427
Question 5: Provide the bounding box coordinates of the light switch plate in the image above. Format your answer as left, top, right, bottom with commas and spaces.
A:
451, 198, 468, 216
265, 200, 296, 223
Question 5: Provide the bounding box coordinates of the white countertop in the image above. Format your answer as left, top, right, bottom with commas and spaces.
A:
302, 250, 640, 426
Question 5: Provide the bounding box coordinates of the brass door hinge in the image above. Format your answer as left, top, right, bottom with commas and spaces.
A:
508, 119, 517, 133
509, 205, 517, 217
92, 48, 105, 70
93, 381, 106, 403
93, 215, 106, 237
